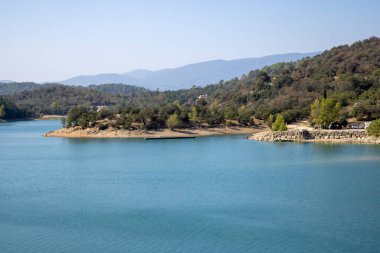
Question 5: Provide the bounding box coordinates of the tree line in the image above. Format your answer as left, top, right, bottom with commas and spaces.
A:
63, 100, 256, 130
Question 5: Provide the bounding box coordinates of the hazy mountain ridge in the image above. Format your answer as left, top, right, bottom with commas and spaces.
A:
1, 37, 379, 121
60, 52, 319, 90
61, 74, 139, 88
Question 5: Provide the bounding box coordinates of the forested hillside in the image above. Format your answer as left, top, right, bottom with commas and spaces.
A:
61, 37, 379, 130
158, 37, 379, 121
0, 82, 152, 117
1, 37, 379, 126
0, 97, 28, 119
6, 85, 129, 116
0, 82, 41, 95
88, 83, 149, 96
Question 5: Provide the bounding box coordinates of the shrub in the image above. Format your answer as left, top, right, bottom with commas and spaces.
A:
166, 113, 181, 130
367, 119, 380, 137
97, 108, 113, 120
124, 115, 133, 129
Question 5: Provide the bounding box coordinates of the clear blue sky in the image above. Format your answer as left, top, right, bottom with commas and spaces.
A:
1, 0, 379, 82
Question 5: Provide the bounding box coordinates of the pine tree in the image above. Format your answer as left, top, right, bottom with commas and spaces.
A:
272, 114, 287, 131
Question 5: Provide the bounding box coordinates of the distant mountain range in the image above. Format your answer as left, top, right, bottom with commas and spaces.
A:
60, 52, 319, 90
1, 37, 379, 121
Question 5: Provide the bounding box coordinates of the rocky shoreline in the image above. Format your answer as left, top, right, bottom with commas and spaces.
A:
250, 129, 380, 144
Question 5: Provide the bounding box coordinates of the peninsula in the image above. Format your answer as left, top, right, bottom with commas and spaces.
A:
45, 125, 265, 139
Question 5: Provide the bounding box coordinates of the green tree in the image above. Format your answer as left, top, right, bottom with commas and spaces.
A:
66, 105, 95, 128
60, 117, 67, 128
310, 99, 321, 126
367, 119, 380, 137
78, 114, 90, 128
166, 113, 181, 130
223, 106, 237, 120
188, 106, 198, 125
50, 101, 59, 114
266, 114, 274, 128
272, 114, 287, 131
0, 105, 6, 118
124, 115, 133, 129
320, 99, 341, 128
238, 105, 251, 125
310, 98, 341, 128
206, 102, 224, 125
119, 110, 133, 129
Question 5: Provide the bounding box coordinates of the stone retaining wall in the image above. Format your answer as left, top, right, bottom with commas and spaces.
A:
250, 129, 380, 144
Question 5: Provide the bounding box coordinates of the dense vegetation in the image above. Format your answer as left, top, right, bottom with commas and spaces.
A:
62, 37, 379, 130
0, 82, 41, 95
6, 85, 130, 116
367, 119, 380, 137
0, 83, 149, 117
0, 97, 27, 119
88, 83, 149, 96
63, 101, 253, 130
310, 98, 342, 128
2, 37, 379, 129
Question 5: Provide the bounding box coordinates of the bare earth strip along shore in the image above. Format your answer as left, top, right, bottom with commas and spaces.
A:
44, 123, 380, 144
45, 126, 267, 139
250, 129, 380, 144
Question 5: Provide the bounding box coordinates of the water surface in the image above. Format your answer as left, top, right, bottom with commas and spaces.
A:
0, 120, 379, 252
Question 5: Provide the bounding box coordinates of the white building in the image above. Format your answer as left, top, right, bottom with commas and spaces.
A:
96, 105, 108, 112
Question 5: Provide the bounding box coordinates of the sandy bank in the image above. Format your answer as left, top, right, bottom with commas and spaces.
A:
45, 125, 268, 139
37, 115, 66, 120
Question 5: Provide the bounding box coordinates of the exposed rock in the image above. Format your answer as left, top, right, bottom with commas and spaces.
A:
250, 129, 380, 144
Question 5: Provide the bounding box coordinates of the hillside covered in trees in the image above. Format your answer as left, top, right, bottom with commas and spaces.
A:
1, 37, 379, 129
0, 83, 152, 117
0, 82, 42, 95
0, 97, 27, 119
146, 36, 380, 123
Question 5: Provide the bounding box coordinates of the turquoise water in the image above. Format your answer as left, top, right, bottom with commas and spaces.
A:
0, 120, 380, 253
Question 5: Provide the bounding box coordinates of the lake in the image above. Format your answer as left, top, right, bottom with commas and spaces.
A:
0, 120, 380, 253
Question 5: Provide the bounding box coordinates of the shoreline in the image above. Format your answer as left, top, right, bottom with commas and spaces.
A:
0, 115, 64, 123
44, 125, 268, 139
38, 120, 380, 144
249, 128, 380, 144
36, 115, 66, 120
0, 118, 35, 123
